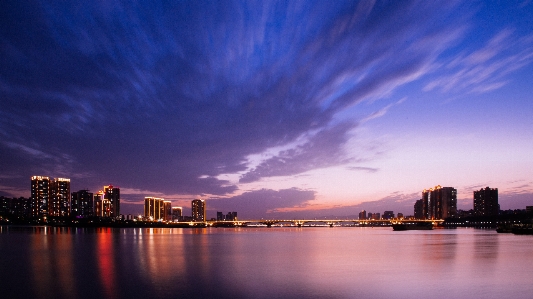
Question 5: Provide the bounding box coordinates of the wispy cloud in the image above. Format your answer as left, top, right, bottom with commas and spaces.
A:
424, 29, 533, 94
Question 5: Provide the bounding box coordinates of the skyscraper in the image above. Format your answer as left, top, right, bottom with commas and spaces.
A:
473, 187, 499, 216
192, 199, 206, 221
422, 185, 457, 219
104, 185, 120, 218
30, 176, 50, 218
71, 189, 94, 218
414, 199, 423, 219
94, 190, 110, 217
358, 210, 367, 220
172, 207, 182, 221
49, 178, 71, 217
163, 201, 172, 221
144, 197, 163, 221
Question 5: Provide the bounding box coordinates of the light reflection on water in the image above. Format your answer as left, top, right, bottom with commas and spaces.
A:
0, 226, 531, 299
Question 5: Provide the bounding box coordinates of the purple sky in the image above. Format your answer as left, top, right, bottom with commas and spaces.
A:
1, 1, 532, 219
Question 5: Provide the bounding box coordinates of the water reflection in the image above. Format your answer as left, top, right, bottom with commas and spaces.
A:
30, 227, 76, 299
0, 226, 531, 299
96, 228, 118, 299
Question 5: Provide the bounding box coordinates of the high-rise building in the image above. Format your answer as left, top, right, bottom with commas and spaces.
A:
94, 191, 111, 217
144, 197, 163, 221
172, 207, 182, 221
422, 185, 457, 219
163, 201, 172, 221
383, 211, 394, 220
414, 199, 423, 219
49, 178, 71, 217
0, 196, 31, 218
192, 199, 206, 221
71, 189, 94, 218
104, 185, 120, 218
358, 210, 367, 220
473, 187, 499, 216
30, 176, 50, 218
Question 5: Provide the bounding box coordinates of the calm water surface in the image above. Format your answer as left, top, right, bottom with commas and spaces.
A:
0, 226, 531, 299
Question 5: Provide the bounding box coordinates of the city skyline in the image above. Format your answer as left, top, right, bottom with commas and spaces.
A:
1, 1, 533, 219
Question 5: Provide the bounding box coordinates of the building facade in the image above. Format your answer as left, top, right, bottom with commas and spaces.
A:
163, 201, 172, 221
144, 197, 163, 221
30, 176, 50, 218
473, 187, 499, 216
104, 185, 120, 218
421, 185, 457, 219
71, 189, 94, 218
49, 178, 71, 217
172, 207, 182, 221
192, 199, 206, 221
414, 199, 423, 219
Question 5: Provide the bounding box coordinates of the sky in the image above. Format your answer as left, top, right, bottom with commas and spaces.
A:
1, 0, 532, 219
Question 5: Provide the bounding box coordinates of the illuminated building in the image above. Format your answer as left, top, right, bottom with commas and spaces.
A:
30, 176, 50, 218
49, 178, 71, 217
358, 210, 367, 220
172, 207, 182, 221
144, 197, 164, 221
367, 212, 380, 220
191, 199, 206, 221
94, 191, 111, 217
422, 185, 457, 219
473, 187, 499, 216
71, 189, 94, 217
104, 185, 120, 218
163, 201, 172, 221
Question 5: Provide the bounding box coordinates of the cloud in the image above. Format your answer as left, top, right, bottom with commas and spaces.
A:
424, 28, 533, 94
346, 166, 379, 173
239, 122, 355, 183
3, 0, 529, 208
208, 188, 316, 219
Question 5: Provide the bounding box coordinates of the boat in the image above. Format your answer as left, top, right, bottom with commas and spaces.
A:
392, 222, 433, 231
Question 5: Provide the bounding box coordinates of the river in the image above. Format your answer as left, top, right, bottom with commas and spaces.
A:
0, 226, 531, 299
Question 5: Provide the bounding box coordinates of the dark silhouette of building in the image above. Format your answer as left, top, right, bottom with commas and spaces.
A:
414, 199, 423, 219
358, 210, 367, 220
473, 187, 499, 216
71, 189, 94, 217
192, 199, 206, 221
0, 196, 31, 218
422, 185, 457, 219
172, 207, 182, 221
383, 211, 394, 220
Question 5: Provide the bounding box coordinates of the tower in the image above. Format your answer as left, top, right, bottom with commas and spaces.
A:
49, 178, 71, 217
71, 189, 94, 217
30, 176, 50, 218
473, 187, 499, 216
103, 185, 120, 218
144, 197, 164, 221
422, 186, 457, 219
192, 199, 206, 221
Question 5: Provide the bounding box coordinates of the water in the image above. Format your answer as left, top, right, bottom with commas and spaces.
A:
0, 226, 531, 299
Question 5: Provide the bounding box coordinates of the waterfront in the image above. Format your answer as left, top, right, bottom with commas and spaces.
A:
0, 226, 531, 299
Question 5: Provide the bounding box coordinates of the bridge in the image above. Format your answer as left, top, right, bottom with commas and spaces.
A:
179, 219, 443, 227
